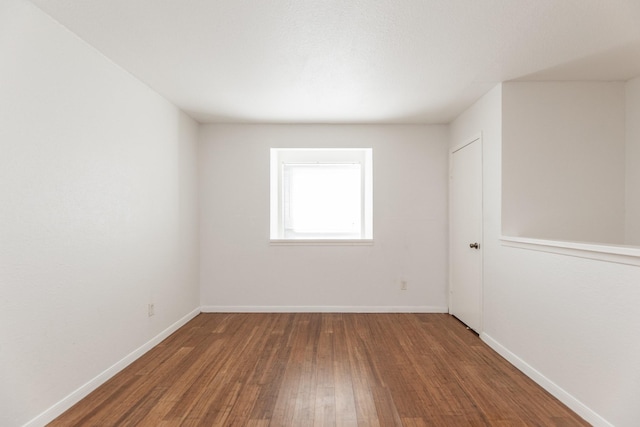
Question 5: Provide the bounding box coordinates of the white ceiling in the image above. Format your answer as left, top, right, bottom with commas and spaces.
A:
28, 0, 640, 124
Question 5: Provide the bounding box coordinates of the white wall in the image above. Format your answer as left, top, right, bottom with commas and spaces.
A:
0, 1, 200, 425
451, 85, 640, 427
199, 124, 448, 311
626, 76, 640, 245
449, 85, 504, 338
502, 82, 626, 244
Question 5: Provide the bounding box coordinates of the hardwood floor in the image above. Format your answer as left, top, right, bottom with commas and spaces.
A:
50, 313, 589, 426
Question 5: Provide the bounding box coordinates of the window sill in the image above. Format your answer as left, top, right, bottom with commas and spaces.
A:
500, 236, 640, 267
270, 239, 374, 246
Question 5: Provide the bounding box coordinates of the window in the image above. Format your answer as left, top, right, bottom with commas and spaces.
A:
270, 148, 373, 241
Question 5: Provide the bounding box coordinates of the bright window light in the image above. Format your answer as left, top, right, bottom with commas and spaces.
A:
270, 148, 373, 241
284, 164, 361, 236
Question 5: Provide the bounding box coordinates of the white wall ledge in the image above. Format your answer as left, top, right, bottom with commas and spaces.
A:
501, 236, 640, 267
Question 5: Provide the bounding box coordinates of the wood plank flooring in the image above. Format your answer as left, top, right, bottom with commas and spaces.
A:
49, 313, 589, 426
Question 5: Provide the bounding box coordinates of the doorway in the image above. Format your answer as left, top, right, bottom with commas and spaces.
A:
450, 135, 483, 332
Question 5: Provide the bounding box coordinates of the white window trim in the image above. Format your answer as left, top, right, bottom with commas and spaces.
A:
270, 239, 374, 246
270, 148, 373, 244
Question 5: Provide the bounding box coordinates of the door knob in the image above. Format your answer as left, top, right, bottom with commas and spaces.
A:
469, 242, 479, 249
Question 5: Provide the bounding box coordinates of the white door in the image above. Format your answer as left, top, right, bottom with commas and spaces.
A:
450, 137, 483, 332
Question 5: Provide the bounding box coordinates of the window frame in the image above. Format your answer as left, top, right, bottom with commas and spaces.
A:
270, 148, 373, 244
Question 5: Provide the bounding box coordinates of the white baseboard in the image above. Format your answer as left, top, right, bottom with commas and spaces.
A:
24, 307, 201, 427
200, 305, 448, 313
480, 332, 613, 427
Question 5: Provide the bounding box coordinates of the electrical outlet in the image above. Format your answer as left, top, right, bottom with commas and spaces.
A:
401, 280, 408, 290
148, 303, 155, 317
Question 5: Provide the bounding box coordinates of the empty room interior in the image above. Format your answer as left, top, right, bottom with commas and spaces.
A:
2, 0, 640, 426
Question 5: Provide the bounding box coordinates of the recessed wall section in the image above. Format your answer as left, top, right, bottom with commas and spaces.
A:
502, 82, 626, 244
